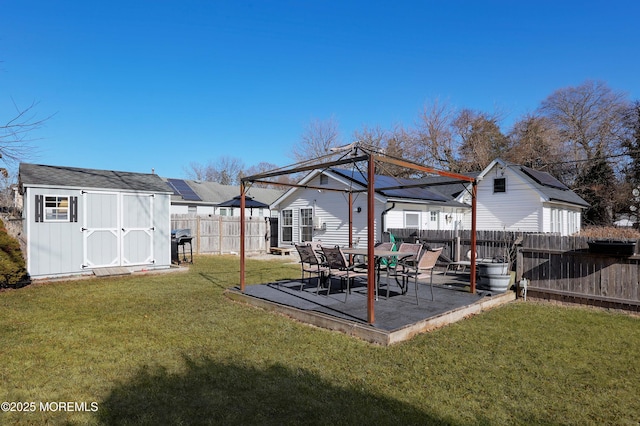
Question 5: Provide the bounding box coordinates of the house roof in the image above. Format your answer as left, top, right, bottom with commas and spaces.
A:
19, 163, 172, 193
481, 159, 590, 208
161, 177, 284, 206
329, 168, 469, 207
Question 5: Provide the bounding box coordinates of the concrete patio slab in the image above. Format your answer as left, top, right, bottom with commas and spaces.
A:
225, 272, 516, 345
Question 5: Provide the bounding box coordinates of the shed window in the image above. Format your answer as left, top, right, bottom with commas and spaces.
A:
493, 178, 506, 193
45, 196, 69, 222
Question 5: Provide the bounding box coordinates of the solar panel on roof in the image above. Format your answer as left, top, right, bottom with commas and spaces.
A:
167, 178, 202, 201
520, 166, 568, 190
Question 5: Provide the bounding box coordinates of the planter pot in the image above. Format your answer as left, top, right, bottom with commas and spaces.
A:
478, 262, 510, 293
587, 240, 636, 256
478, 262, 508, 276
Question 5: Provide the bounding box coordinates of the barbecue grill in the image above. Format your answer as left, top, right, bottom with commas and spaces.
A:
171, 228, 193, 264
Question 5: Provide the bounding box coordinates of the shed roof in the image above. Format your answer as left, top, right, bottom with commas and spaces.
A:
19, 163, 172, 193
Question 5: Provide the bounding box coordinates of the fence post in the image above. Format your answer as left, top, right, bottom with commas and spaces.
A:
219, 216, 223, 255
454, 235, 461, 261
196, 216, 201, 254
516, 244, 523, 281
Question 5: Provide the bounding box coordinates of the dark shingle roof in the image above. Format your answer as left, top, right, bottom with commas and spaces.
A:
502, 161, 590, 207
161, 177, 284, 205
19, 163, 172, 193
331, 168, 469, 206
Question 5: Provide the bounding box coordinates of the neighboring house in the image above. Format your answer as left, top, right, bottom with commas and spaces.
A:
19, 163, 173, 279
163, 177, 283, 218
270, 168, 471, 248
458, 158, 589, 236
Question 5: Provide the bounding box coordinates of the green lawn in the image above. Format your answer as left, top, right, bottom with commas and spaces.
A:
0, 255, 638, 425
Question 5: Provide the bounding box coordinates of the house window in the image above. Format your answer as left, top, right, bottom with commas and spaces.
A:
44, 196, 69, 222
493, 178, 506, 193
300, 208, 313, 242
405, 211, 420, 229
430, 211, 438, 222
282, 209, 293, 243
320, 174, 328, 185
188, 205, 197, 215
219, 208, 230, 216
551, 208, 561, 233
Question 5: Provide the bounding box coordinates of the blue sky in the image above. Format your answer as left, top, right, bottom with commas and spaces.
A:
1, 1, 639, 179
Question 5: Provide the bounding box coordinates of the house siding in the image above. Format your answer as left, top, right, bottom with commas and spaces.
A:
275, 172, 387, 247
476, 165, 544, 232
385, 203, 467, 232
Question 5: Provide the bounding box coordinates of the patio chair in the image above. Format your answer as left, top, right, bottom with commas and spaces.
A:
384, 242, 423, 298
320, 245, 369, 302
445, 250, 474, 275
397, 247, 443, 304
294, 244, 329, 294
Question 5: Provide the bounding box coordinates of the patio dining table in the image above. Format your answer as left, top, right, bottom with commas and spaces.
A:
342, 248, 414, 297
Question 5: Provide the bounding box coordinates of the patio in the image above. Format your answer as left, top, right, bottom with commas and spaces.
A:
226, 270, 516, 345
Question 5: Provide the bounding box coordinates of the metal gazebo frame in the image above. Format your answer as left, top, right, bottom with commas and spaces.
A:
238, 144, 477, 325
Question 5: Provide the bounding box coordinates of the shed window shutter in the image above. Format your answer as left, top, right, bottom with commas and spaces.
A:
70, 196, 78, 222
35, 195, 43, 222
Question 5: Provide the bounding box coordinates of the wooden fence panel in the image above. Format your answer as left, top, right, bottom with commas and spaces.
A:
388, 229, 639, 308
171, 215, 268, 255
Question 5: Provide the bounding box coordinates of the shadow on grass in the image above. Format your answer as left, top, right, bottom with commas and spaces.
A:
96, 356, 447, 425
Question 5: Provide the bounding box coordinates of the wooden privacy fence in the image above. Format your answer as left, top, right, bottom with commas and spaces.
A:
388, 228, 640, 310
171, 215, 270, 255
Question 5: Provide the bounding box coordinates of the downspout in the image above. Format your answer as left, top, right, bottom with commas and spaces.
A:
381, 202, 395, 241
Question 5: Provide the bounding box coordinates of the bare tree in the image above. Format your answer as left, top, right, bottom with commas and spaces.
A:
242, 161, 294, 188
408, 99, 458, 171
291, 116, 342, 163
454, 109, 508, 172
184, 156, 245, 185
505, 113, 569, 179
352, 124, 413, 177
1, 98, 50, 168
539, 80, 630, 167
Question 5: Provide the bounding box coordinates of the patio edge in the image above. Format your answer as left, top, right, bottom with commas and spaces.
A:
225, 287, 516, 345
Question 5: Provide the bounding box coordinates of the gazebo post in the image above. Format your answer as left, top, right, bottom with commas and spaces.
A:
469, 181, 477, 293
367, 154, 376, 324
348, 192, 353, 248
240, 183, 246, 292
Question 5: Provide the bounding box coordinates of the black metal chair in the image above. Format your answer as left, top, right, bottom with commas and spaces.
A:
320, 245, 368, 301
294, 244, 329, 294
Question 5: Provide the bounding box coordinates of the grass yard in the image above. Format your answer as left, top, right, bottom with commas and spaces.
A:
0, 255, 639, 425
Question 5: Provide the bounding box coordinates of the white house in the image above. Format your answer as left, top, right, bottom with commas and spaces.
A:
19, 163, 173, 279
163, 177, 282, 218
459, 159, 589, 236
270, 168, 471, 248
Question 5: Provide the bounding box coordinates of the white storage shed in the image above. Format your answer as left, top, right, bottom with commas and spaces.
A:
19, 163, 173, 279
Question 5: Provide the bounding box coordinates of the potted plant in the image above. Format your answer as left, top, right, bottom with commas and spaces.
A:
477, 233, 518, 293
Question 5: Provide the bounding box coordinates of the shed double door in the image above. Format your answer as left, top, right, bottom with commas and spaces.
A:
82, 191, 155, 269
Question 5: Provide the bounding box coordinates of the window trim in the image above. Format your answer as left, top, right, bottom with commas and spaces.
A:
404, 211, 420, 229
300, 208, 313, 242
493, 177, 506, 193
44, 195, 70, 222
281, 209, 293, 243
